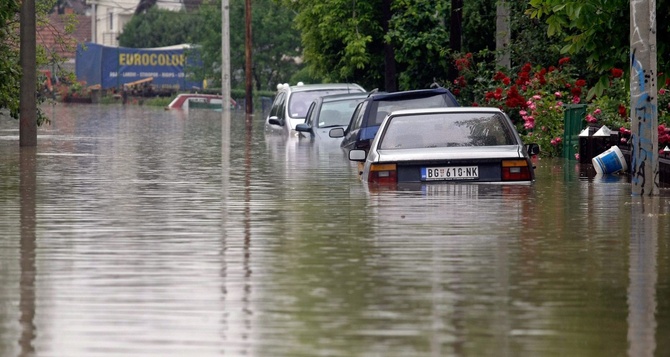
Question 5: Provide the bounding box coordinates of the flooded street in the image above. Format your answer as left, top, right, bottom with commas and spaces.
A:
1, 104, 669, 356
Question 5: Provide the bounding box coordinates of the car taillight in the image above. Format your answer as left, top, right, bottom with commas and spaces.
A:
369, 163, 397, 184
501, 160, 532, 181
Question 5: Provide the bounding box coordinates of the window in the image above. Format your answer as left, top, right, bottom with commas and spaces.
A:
347, 101, 367, 133
108, 11, 114, 30
379, 112, 515, 150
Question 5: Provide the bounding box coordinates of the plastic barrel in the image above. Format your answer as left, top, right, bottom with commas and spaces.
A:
592, 146, 627, 174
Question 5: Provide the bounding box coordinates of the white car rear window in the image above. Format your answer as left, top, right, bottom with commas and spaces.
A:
379, 113, 516, 150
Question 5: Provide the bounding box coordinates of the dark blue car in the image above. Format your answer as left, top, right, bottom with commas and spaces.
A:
333, 86, 460, 153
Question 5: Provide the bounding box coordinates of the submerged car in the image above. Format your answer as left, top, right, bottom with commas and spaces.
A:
348, 107, 540, 185
295, 92, 369, 145
331, 86, 459, 153
265, 82, 365, 136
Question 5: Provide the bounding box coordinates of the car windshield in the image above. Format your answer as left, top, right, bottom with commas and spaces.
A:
379, 112, 516, 150
317, 99, 362, 128
374, 95, 453, 125
289, 90, 360, 118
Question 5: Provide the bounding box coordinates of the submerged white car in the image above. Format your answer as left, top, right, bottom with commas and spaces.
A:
265, 82, 365, 136
348, 107, 540, 185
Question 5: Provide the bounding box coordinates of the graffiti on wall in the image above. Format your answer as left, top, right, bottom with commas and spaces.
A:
629, 0, 659, 194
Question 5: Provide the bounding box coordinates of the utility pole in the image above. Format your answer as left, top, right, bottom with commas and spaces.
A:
630, 0, 659, 195
222, 0, 231, 116
20, 0, 37, 147
496, 0, 511, 69
244, 0, 253, 114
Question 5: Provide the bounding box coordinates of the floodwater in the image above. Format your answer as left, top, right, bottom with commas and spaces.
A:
1, 104, 669, 357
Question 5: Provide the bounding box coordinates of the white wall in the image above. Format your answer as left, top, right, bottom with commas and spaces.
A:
88, 0, 185, 46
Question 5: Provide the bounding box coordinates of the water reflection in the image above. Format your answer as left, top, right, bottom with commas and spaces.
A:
628, 197, 658, 357
19, 147, 36, 357
0, 105, 669, 356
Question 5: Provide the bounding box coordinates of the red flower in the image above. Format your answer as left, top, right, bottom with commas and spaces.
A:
494, 87, 503, 100
502, 77, 511, 85
504, 85, 527, 109
611, 68, 623, 78
454, 56, 471, 71
535, 68, 547, 85
493, 71, 507, 81
516, 71, 530, 86
454, 75, 467, 87
521, 63, 532, 73
575, 79, 586, 87
558, 57, 570, 65
618, 104, 627, 118
571, 86, 582, 97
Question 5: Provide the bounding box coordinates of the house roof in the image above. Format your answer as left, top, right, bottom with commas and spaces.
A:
37, 13, 92, 60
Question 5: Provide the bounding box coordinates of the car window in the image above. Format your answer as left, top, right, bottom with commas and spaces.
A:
305, 102, 317, 127
289, 89, 359, 119
347, 101, 367, 132
277, 92, 287, 120
374, 95, 453, 125
269, 92, 285, 118
379, 112, 515, 150
318, 98, 363, 128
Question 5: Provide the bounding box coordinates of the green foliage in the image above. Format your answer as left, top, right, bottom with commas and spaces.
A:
119, 7, 198, 48
526, 0, 632, 98
452, 53, 594, 157
1, 0, 54, 125
387, 0, 451, 89
278, 0, 385, 90
0, 0, 21, 119
192, 0, 303, 91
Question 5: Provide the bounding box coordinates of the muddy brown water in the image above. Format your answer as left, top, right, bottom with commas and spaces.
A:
1, 104, 669, 356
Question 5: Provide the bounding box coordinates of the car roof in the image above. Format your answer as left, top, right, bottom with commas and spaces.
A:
277, 82, 365, 93
366, 87, 456, 102
319, 92, 371, 102
388, 106, 504, 117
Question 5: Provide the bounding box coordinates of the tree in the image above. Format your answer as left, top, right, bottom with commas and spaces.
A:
118, 7, 198, 48
1, 0, 24, 120
1, 0, 56, 126
279, 0, 386, 90
387, 0, 452, 89
193, 0, 302, 91
526, 0, 670, 96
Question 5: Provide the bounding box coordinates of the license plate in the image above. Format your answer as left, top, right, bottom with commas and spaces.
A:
421, 166, 478, 181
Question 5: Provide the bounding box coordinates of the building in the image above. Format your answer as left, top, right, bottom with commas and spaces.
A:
37, 5, 92, 73
86, 0, 200, 46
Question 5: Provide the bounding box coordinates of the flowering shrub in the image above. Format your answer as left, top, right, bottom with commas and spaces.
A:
451, 52, 670, 157
451, 53, 586, 157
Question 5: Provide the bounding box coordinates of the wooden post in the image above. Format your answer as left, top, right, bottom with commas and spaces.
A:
20, 0, 37, 147
245, 0, 253, 114
630, 0, 659, 195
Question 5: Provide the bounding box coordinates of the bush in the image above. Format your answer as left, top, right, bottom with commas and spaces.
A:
451, 52, 670, 157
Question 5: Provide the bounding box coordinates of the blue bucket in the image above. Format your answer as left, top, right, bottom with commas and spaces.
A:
592, 146, 627, 174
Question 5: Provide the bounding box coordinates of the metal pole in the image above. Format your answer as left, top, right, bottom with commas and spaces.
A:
222, 0, 231, 116
20, 0, 37, 147
630, 0, 659, 195
222, 0, 231, 216
244, 0, 253, 114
